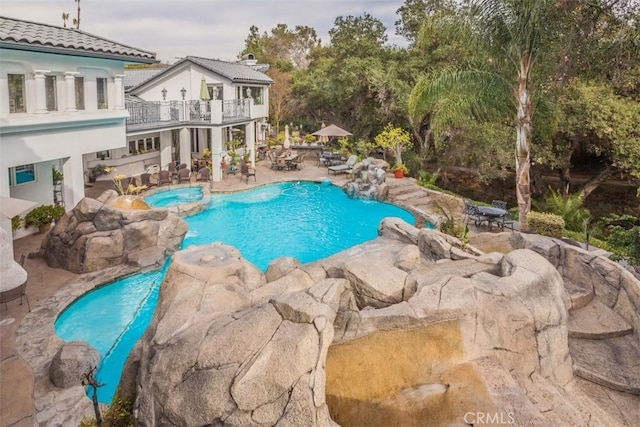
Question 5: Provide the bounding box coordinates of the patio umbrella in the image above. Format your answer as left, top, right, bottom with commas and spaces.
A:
312, 123, 352, 138
317, 122, 329, 143
0, 196, 38, 220
199, 76, 210, 101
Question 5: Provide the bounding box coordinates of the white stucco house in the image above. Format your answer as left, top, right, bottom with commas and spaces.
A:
93, 54, 272, 184
0, 15, 273, 243
0, 16, 156, 240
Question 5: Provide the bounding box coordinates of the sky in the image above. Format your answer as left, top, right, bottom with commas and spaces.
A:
1, 0, 408, 63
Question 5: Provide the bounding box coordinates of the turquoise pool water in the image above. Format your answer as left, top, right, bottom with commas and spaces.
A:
144, 186, 202, 207
55, 182, 415, 403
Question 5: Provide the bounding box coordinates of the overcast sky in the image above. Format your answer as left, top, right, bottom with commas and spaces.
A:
1, 0, 407, 63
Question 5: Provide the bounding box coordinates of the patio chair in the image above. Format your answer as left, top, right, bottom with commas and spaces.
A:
177, 168, 191, 184
196, 168, 210, 182
328, 155, 357, 175
491, 200, 507, 210
240, 162, 256, 183
158, 170, 172, 186
0, 254, 30, 312
464, 200, 489, 229
494, 211, 516, 231
316, 152, 327, 167
267, 151, 278, 170
167, 161, 178, 178
140, 173, 156, 189
294, 154, 305, 169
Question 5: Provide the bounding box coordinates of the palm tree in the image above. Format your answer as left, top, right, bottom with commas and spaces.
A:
74, 0, 81, 29
61, 12, 69, 28
409, 0, 557, 231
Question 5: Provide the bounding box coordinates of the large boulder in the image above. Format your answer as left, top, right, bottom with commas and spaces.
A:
49, 341, 100, 388
41, 192, 187, 273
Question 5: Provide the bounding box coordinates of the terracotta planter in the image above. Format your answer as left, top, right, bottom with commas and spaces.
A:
394, 169, 405, 179
38, 223, 51, 234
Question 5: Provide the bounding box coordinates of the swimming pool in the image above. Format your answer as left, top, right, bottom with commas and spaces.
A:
144, 186, 203, 207
55, 182, 415, 403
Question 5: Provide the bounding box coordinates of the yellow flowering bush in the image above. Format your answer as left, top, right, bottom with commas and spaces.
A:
104, 166, 147, 196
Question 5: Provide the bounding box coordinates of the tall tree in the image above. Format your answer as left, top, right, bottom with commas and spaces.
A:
395, 0, 456, 45
409, 0, 560, 231
74, 0, 80, 29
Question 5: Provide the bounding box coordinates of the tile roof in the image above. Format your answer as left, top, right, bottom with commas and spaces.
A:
186, 56, 273, 84
124, 68, 166, 90
0, 16, 156, 63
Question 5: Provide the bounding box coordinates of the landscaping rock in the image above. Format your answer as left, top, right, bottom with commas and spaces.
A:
49, 341, 100, 389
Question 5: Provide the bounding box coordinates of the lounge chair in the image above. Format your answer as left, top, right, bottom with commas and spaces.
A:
328, 155, 357, 175
196, 168, 210, 182
240, 162, 256, 183
177, 168, 191, 184
158, 170, 172, 186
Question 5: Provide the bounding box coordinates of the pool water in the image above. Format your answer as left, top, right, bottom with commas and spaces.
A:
144, 186, 202, 207
183, 182, 414, 270
55, 182, 414, 403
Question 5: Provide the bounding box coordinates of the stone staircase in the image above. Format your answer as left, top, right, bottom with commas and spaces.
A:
386, 177, 448, 226
565, 279, 640, 395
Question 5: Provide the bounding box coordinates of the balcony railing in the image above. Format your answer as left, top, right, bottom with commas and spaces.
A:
125, 99, 251, 128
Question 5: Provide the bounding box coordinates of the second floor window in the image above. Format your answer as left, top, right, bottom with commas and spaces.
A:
97, 77, 108, 109
8, 74, 26, 113
75, 77, 85, 110
45, 75, 57, 111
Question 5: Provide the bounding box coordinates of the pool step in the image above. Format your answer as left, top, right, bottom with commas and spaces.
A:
568, 298, 633, 339
569, 335, 640, 395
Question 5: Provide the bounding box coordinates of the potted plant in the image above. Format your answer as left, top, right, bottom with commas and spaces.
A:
24, 204, 65, 233
88, 164, 109, 183
374, 124, 413, 177
392, 163, 409, 178
52, 167, 64, 184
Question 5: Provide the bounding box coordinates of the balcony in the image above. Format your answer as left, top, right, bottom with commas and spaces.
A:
125, 99, 251, 130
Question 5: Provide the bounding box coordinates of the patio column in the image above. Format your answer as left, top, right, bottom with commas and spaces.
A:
62, 155, 85, 209
113, 74, 125, 110
64, 72, 79, 112
211, 128, 224, 182
159, 131, 173, 169
179, 128, 191, 167
245, 122, 256, 167
33, 70, 50, 114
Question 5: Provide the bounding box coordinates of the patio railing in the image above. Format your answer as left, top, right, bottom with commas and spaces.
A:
125, 99, 251, 128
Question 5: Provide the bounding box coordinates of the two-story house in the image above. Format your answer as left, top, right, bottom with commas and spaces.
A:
0, 16, 156, 239
91, 55, 272, 183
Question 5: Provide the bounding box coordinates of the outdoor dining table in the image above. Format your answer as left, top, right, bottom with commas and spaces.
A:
476, 206, 507, 230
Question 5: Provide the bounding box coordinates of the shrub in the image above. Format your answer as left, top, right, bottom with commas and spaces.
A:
24, 205, 65, 229
527, 211, 565, 238
540, 188, 590, 232
417, 169, 440, 189
11, 215, 21, 231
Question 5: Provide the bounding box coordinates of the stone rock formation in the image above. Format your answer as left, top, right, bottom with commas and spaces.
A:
49, 341, 100, 388
40, 190, 187, 273
116, 219, 633, 426
343, 157, 389, 200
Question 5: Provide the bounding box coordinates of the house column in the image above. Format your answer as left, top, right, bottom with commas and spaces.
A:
62, 155, 85, 209
114, 74, 125, 110
64, 72, 79, 112
179, 128, 191, 167
211, 128, 224, 182
34, 70, 50, 114
159, 130, 173, 169
245, 122, 256, 167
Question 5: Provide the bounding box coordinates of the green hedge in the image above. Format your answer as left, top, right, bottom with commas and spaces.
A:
528, 211, 565, 238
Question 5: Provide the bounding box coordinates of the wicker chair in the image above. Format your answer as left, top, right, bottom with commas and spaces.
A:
0, 254, 30, 311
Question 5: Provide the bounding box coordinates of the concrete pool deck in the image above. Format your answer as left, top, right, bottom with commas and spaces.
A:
0, 157, 491, 426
